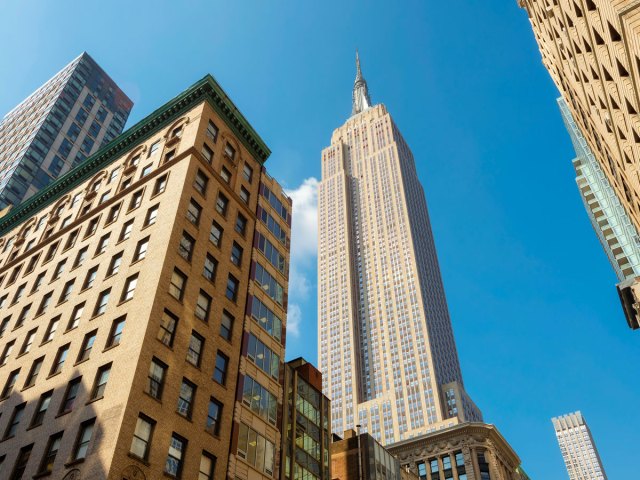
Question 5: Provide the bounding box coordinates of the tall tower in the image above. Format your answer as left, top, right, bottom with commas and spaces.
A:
518, 0, 640, 329
318, 54, 481, 445
552, 411, 608, 480
0, 52, 132, 211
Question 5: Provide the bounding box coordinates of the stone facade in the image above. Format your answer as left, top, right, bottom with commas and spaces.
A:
0, 75, 290, 480
519, 0, 640, 329
387, 423, 528, 480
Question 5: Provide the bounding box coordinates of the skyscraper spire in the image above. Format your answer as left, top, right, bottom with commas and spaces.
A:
352, 50, 372, 116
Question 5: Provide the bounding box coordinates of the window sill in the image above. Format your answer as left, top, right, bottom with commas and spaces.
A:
32, 470, 53, 479
127, 453, 150, 467
85, 395, 104, 406
102, 343, 120, 354
64, 458, 85, 468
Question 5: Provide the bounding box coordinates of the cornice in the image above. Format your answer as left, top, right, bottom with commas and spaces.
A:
0, 74, 270, 238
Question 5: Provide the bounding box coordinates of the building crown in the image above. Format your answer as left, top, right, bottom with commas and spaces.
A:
352, 50, 372, 116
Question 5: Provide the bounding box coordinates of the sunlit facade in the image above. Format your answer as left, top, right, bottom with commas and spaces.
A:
318, 55, 481, 446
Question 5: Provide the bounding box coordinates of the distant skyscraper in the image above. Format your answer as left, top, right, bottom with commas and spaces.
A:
0, 52, 132, 210
519, 0, 640, 329
317, 54, 482, 445
552, 411, 607, 480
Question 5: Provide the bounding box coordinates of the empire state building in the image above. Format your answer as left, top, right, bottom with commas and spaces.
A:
317, 54, 482, 444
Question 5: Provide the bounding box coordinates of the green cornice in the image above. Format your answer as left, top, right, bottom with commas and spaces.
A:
0, 74, 270, 238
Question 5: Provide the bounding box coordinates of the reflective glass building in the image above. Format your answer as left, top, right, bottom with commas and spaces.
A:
0, 52, 132, 210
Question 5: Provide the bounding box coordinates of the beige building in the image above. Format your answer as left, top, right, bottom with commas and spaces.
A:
0, 74, 291, 480
318, 54, 481, 446
552, 411, 607, 480
388, 423, 530, 480
519, 0, 640, 329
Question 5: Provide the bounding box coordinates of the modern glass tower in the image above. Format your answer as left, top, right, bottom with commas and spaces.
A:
318, 54, 481, 445
0, 52, 132, 210
552, 411, 608, 480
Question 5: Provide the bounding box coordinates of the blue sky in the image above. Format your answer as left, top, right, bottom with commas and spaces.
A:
1, 1, 638, 478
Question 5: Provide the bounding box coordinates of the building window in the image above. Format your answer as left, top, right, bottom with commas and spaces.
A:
206, 120, 218, 143
59, 377, 81, 414
169, 269, 187, 301
194, 170, 209, 195
235, 213, 247, 235
165, 433, 187, 478
144, 204, 159, 226
178, 232, 195, 261
154, 174, 168, 195
216, 193, 228, 216
224, 143, 236, 161
43, 316, 60, 343
77, 330, 97, 363
226, 275, 239, 302
38, 432, 63, 475
84, 217, 99, 238
242, 375, 277, 425
1, 369, 20, 398
107, 316, 126, 348
24, 357, 44, 388
72, 418, 96, 461
206, 398, 222, 436
195, 290, 212, 322
107, 203, 121, 223
177, 379, 196, 419
19, 328, 37, 355
231, 242, 243, 267
202, 144, 213, 163
64, 229, 79, 250
203, 254, 217, 281
240, 186, 250, 204
67, 302, 85, 330
254, 262, 284, 305
158, 309, 178, 347
91, 363, 111, 399
186, 332, 204, 367
213, 352, 229, 385
36, 291, 53, 315
52, 259, 66, 280
247, 333, 280, 379
129, 190, 143, 211
237, 423, 275, 476
164, 149, 176, 163
140, 165, 153, 178
209, 221, 223, 247
187, 199, 202, 225
83, 266, 99, 290
73, 247, 89, 270
133, 237, 149, 261
95, 233, 110, 255
11, 444, 32, 479
121, 274, 138, 302
220, 310, 234, 340
93, 289, 111, 316
199, 452, 216, 480
243, 163, 253, 183
130, 415, 155, 461
50, 344, 70, 376
250, 296, 282, 342
15, 305, 30, 329
147, 358, 167, 399
220, 166, 232, 184
149, 140, 160, 157
107, 251, 123, 276
119, 219, 134, 241
31, 272, 47, 293
0, 341, 14, 366
30, 390, 53, 427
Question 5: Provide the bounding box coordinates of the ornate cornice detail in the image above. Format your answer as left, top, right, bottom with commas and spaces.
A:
0, 74, 270, 238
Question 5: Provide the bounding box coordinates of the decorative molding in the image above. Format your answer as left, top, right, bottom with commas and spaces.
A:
0, 74, 270, 238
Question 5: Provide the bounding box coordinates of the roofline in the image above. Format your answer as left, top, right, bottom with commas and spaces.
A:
0, 74, 271, 237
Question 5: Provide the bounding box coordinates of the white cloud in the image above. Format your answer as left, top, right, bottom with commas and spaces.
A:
287, 303, 302, 338
289, 265, 311, 299
286, 177, 319, 266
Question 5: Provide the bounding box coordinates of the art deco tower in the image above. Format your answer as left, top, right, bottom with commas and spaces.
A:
318, 55, 482, 445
